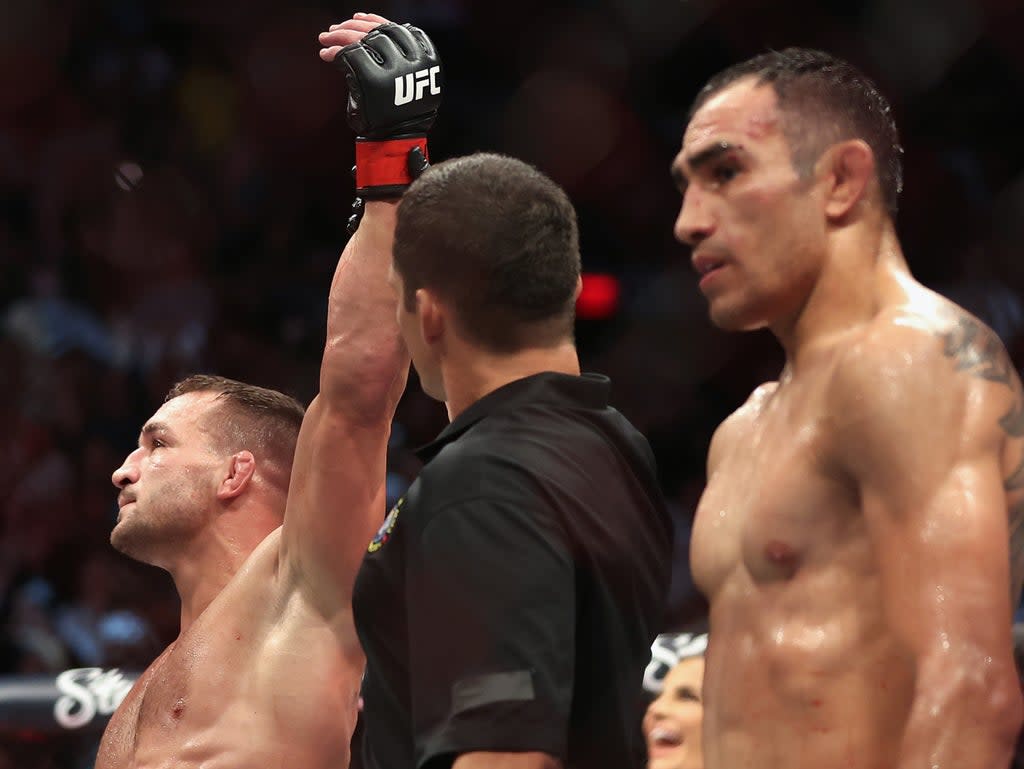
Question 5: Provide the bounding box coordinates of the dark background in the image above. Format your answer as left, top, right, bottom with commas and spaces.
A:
1, 0, 1023, 766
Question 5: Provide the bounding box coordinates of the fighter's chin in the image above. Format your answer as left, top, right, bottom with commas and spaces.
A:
110, 519, 147, 560
706, 296, 771, 332
109, 523, 132, 555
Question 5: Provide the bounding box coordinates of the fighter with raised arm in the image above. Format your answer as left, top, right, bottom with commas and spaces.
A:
678, 49, 1024, 768
95, 14, 436, 768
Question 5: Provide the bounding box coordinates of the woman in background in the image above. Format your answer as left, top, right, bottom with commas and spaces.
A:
642, 633, 707, 769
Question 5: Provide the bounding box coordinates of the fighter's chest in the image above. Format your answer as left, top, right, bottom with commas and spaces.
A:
95, 631, 225, 768
133, 631, 217, 731
100, 586, 278, 767
94, 646, 177, 769
691, 402, 853, 594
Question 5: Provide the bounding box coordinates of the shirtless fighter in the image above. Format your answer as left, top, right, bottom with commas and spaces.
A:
95, 14, 436, 768
677, 49, 1024, 768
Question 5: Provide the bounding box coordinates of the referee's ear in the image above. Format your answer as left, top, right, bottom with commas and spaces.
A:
415, 286, 446, 347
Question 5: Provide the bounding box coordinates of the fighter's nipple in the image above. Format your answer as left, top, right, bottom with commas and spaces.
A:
764, 539, 799, 576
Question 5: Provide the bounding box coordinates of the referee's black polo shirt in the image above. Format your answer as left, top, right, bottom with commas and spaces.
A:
352, 372, 672, 769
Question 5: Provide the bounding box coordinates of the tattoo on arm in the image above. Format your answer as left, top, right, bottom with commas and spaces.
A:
939, 313, 1024, 599
940, 315, 1018, 388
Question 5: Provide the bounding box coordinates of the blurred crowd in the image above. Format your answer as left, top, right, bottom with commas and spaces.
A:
1, 0, 1023, 765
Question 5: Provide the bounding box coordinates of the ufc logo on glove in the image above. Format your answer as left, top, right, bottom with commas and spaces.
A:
337, 22, 441, 201
394, 66, 441, 105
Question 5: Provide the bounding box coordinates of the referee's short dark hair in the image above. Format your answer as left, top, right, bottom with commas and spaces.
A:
394, 152, 581, 353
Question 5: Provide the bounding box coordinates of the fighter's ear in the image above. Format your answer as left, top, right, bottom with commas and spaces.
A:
821, 139, 875, 221
218, 451, 255, 500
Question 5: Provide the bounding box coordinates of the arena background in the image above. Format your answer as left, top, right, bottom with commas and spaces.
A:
1, 0, 1023, 766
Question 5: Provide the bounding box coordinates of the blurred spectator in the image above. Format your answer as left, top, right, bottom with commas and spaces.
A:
643, 633, 708, 769
53, 551, 159, 670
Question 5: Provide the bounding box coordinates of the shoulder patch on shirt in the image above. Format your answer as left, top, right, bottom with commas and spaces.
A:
368, 497, 403, 553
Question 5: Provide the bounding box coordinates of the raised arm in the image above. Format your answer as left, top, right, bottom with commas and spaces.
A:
833, 316, 1024, 769
280, 16, 442, 619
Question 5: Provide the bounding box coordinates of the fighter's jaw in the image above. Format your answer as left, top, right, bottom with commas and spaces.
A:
109, 519, 168, 570
702, 276, 790, 333
705, 293, 771, 332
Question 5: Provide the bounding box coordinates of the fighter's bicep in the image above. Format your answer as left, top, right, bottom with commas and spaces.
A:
830, 329, 1016, 638
860, 450, 1014, 655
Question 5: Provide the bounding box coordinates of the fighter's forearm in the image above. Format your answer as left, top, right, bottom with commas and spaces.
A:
320, 200, 409, 421
898, 656, 1022, 769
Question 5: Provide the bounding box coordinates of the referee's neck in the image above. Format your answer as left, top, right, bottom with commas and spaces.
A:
442, 341, 581, 422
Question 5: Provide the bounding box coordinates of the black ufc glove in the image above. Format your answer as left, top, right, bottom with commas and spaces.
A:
337, 23, 441, 200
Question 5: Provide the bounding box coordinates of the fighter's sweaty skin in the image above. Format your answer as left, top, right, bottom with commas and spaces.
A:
691, 289, 1024, 769
96, 529, 363, 769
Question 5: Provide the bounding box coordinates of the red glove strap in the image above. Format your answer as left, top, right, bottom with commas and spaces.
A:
355, 137, 429, 192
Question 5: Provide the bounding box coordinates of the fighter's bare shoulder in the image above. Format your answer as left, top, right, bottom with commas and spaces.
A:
829, 289, 1020, 450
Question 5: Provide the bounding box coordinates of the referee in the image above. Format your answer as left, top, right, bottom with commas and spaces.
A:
351, 148, 673, 769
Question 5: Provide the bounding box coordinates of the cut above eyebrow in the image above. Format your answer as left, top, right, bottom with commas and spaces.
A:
671, 140, 744, 192
686, 141, 743, 174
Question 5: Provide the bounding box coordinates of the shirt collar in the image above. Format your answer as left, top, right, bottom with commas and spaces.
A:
415, 371, 611, 463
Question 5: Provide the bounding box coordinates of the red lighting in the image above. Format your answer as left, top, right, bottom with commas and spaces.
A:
576, 273, 621, 320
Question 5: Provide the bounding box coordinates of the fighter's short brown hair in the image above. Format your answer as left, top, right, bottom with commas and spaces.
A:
166, 374, 305, 493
